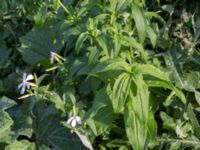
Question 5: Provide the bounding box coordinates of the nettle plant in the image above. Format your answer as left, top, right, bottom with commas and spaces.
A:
1, 0, 200, 150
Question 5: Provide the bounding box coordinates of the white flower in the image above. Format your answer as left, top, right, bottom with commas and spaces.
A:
18, 73, 34, 95
50, 52, 56, 63
67, 115, 82, 128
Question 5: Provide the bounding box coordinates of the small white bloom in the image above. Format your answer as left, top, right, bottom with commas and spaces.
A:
18, 73, 34, 95
50, 52, 56, 63
67, 115, 82, 128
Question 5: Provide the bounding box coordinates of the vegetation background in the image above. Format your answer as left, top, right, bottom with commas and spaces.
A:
1, 0, 200, 149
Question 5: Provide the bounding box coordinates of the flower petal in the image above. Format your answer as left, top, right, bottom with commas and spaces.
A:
20, 85, 26, 95
71, 119, 77, 128
17, 83, 23, 90
75, 116, 82, 125
26, 74, 34, 81
67, 116, 74, 124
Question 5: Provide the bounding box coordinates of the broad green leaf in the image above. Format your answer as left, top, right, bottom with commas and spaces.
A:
112, 73, 131, 113
124, 75, 149, 150
8, 98, 35, 138
32, 101, 86, 150
0, 96, 17, 110
5, 140, 35, 150
90, 58, 130, 76
187, 103, 200, 138
147, 26, 157, 48
132, 64, 170, 81
75, 32, 88, 53
84, 88, 110, 121
19, 20, 62, 66
132, 64, 186, 103
145, 77, 186, 103
131, 3, 147, 44
0, 110, 13, 140
85, 87, 116, 136
87, 106, 116, 136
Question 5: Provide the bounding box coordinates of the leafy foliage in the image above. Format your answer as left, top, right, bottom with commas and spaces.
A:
1, 0, 200, 149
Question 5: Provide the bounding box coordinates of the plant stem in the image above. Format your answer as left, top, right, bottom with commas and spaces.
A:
158, 137, 200, 145
58, 0, 73, 19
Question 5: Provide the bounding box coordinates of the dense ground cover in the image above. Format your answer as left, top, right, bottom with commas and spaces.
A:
1, 0, 200, 149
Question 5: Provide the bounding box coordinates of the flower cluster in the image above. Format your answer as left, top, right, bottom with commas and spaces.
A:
67, 115, 82, 128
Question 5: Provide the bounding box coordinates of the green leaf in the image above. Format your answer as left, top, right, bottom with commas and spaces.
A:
34, 4, 47, 27
194, 90, 200, 106
85, 87, 116, 136
147, 26, 157, 48
32, 101, 86, 150
90, 58, 130, 77
133, 64, 186, 103
160, 111, 176, 130
187, 103, 200, 138
19, 20, 62, 66
0, 110, 13, 141
147, 111, 158, 148
131, 3, 147, 44
5, 140, 35, 150
123, 36, 147, 62
112, 73, 131, 113
124, 76, 149, 150
95, 35, 109, 57
75, 131, 93, 150
75, 32, 88, 53
0, 96, 17, 110
133, 64, 170, 81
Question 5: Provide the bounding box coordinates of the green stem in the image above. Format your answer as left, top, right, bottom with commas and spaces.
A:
158, 137, 200, 145
58, 0, 73, 19
73, 105, 76, 116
